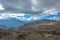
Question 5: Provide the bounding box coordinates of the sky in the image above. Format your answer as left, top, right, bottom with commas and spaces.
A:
0, 0, 60, 21
0, 0, 60, 12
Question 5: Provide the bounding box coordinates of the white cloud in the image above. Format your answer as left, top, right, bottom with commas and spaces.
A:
0, 4, 4, 10
0, 16, 5, 19
43, 8, 59, 15
0, 13, 59, 21
27, 16, 40, 21
0, 13, 25, 19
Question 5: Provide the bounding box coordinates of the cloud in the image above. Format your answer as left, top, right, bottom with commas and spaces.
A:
0, 0, 32, 12
0, 13, 42, 21
43, 8, 58, 15
0, 0, 60, 13
27, 16, 40, 21
0, 13, 25, 19
27, 15, 43, 21
0, 4, 4, 10
0, 13, 59, 21
0, 16, 5, 19
30, 0, 60, 12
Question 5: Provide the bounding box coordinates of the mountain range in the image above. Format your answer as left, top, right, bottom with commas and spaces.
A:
20, 19, 60, 32
0, 18, 26, 28
0, 18, 60, 40
0, 18, 59, 29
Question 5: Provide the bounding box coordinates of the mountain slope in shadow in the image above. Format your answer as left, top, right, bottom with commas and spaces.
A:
0, 18, 25, 28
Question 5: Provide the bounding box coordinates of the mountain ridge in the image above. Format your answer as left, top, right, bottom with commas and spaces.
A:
0, 18, 25, 28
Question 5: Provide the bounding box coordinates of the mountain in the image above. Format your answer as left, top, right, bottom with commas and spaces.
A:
34, 19, 56, 23
26, 19, 56, 25
0, 19, 60, 40
0, 18, 25, 28
0, 25, 7, 29
21, 19, 60, 32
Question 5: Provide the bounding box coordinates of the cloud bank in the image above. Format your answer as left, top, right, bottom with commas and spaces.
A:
0, 13, 25, 19
0, 12, 60, 21
0, 0, 60, 13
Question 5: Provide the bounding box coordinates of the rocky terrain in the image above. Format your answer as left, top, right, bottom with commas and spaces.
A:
0, 19, 60, 40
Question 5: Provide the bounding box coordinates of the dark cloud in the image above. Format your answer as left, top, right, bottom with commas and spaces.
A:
0, 0, 60, 13
0, 0, 32, 12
